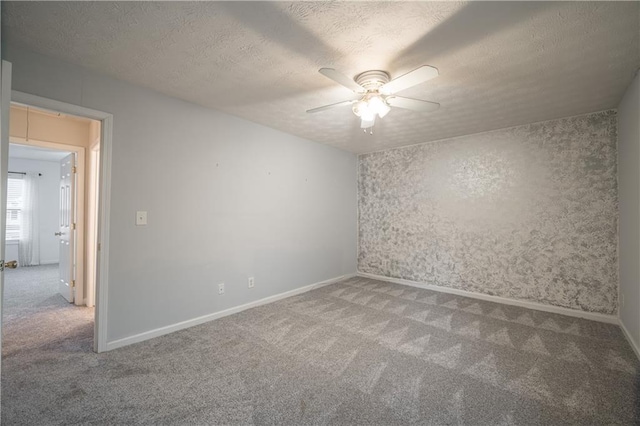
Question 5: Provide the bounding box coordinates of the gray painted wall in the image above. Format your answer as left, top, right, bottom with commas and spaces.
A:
359, 111, 618, 314
6, 46, 357, 343
618, 72, 640, 350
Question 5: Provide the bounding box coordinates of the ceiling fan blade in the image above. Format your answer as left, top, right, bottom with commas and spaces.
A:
381, 65, 439, 95
386, 96, 440, 112
319, 68, 366, 93
306, 99, 356, 114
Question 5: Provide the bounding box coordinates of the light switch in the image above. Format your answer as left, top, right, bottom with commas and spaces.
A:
136, 211, 147, 226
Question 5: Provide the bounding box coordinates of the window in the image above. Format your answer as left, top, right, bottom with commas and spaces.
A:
6, 176, 24, 241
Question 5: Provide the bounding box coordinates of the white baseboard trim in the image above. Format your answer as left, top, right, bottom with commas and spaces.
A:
619, 319, 640, 361
105, 273, 356, 352
357, 272, 619, 325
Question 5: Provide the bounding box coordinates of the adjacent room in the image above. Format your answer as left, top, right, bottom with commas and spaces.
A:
2, 105, 101, 374
0, 1, 638, 424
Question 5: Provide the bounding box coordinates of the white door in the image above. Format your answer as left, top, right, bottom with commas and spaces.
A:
0, 60, 13, 404
58, 153, 75, 303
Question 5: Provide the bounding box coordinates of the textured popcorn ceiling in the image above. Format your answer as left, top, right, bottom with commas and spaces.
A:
3, 2, 639, 153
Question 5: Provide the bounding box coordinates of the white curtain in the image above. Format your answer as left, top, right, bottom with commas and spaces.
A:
19, 172, 40, 267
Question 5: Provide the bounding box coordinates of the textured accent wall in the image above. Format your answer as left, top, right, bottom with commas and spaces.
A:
358, 111, 618, 314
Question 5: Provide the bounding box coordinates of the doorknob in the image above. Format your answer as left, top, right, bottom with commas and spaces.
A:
55, 232, 63, 236
4, 260, 17, 269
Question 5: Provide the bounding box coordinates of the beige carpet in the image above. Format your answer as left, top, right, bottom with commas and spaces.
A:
2, 266, 639, 424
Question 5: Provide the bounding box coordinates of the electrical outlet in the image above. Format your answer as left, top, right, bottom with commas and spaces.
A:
218, 283, 225, 295
248, 277, 255, 288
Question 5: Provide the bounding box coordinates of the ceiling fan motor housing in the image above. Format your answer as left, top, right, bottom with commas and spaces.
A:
355, 70, 391, 91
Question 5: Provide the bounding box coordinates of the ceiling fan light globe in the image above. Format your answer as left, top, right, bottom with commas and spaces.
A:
360, 108, 375, 122
367, 95, 391, 118
368, 95, 383, 111
355, 100, 374, 121
360, 117, 376, 129
377, 101, 391, 118
352, 100, 368, 117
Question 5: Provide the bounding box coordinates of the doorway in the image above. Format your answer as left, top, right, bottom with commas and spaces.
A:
4, 102, 104, 353
6, 144, 73, 296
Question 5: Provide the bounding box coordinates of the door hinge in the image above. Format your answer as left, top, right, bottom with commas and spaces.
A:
0, 260, 4, 272
71, 279, 75, 288
73, 223, 76, 230
98, 243, 101, 251
72, 166, 77, 173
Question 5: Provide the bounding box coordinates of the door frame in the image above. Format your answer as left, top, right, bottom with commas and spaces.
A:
11, 90, 113, 353
86, 142, 100, 308
8, 138, 86, 304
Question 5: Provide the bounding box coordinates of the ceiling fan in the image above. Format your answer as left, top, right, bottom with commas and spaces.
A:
307, 65, 440, 132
